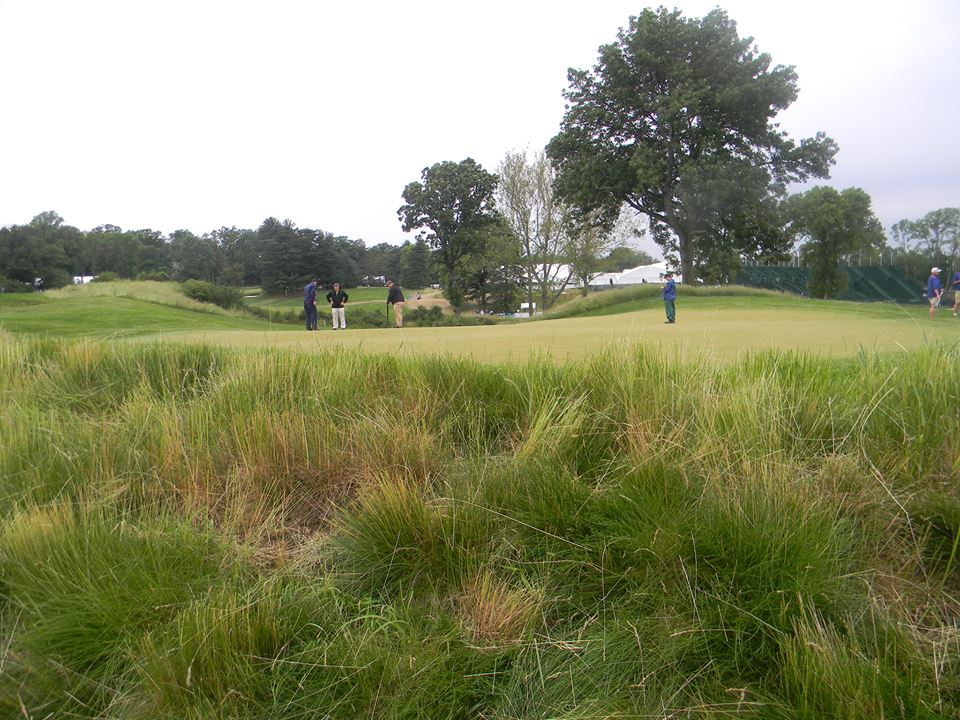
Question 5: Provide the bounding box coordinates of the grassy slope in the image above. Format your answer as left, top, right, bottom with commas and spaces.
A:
0, 338, 957, 718
0, 283, 285, 338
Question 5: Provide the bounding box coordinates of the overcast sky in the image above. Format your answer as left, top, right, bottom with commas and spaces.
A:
1, 0, 957, 259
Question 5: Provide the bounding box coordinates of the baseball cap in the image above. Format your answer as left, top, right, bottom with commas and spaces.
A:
931, 267, 941, 273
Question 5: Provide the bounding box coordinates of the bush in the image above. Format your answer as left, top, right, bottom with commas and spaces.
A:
0, 275, 32, 293
90, 271, 119, 283
244, 304, 303, 325
180, 279, 243, 309
136, 270, 171, 281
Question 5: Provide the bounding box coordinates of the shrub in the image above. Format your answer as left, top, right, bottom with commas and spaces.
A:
136, 270, 171, 281
0, 275, 32, 293
180, 279, 243, 309
90, 271, 120, 283
243, 304, 303, 325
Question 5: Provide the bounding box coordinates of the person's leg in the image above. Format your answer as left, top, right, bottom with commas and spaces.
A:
305, 304, 313, 330
331, 307, 338, 329
664, 300, 675, 323
394, 302, 404, 327
930, 297, 937, 318
339, 308, 346, 329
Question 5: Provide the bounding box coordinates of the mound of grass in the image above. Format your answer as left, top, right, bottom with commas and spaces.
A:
0, 338, 958, 717
543, 283, 783, 319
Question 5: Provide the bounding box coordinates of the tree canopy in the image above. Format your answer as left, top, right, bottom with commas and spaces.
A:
398, 158, 499, 312
787, 186, 885, 299
547, 7, 837, 281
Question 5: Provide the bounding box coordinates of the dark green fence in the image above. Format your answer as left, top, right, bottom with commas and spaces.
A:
736, 266, 926, 304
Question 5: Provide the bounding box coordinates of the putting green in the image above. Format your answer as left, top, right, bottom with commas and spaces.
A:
157, 297, 959, 362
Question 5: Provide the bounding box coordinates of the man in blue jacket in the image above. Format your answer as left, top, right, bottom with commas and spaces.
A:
304, 278, 319, 330
927, 267, 942, 319
661, 271, 677, 324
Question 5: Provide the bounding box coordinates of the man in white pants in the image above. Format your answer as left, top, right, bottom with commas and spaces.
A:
326, 282, 349, 329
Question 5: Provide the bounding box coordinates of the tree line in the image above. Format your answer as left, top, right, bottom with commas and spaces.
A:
0, 212, 436, 294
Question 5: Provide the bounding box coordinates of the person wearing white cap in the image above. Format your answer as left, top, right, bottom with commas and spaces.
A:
927, 267, 942, 318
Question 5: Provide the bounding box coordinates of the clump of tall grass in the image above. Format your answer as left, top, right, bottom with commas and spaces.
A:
1, 336, 958, 717
0, 505, 232, 715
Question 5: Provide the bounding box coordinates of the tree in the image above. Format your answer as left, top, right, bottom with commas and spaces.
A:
399, 238, 433, 289
565, 213, 619, 296
787, 187, 885, 299
398, 158, 499, 314
895, 208, 959, 257
257, 218, 311, 294
600, 245, 655, 272
546, 7, 836, 282
0, 211, 77, 287
169, 230, 223, 282
462, 221, 521, 313
496, 150, 573, 312
363, 242, 402, 286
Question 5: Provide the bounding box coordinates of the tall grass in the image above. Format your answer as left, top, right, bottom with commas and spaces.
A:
0, 336, 957, 717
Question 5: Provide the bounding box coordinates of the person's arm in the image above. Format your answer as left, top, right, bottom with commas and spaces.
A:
342, 291, 348, 304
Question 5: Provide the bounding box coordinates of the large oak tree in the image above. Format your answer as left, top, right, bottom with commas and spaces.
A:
398, 158, 499, 313
547, 7, 837, 281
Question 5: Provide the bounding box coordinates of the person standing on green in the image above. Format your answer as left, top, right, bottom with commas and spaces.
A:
325, 282, 349, 330
661, 271, 677, 324
303, 277, 319, 331
385, 279, 405, 328
927, 267, 942, 319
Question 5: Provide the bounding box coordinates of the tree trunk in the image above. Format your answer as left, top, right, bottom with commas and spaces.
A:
677, 230, 694, 283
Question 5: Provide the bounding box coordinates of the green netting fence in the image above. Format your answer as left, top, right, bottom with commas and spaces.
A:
736, 265, 929, 304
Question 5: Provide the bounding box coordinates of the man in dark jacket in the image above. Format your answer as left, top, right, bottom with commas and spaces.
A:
386, 280, 405, 328
325, 282, 349, 330
303, 278, 319, 330
661, 272, 676, 324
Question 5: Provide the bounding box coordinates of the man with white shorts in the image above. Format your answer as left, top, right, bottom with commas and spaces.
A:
927, 267, 942, 318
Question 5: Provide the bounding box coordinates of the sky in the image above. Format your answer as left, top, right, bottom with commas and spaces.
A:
1, 0, 958, 260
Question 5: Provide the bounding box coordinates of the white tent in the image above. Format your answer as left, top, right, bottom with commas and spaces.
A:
589, 262, 679, 287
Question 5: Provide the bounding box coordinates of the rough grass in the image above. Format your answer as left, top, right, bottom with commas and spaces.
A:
0, 336, 957, 717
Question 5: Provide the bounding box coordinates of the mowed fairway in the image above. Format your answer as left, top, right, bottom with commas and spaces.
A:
170, 295, 959, 362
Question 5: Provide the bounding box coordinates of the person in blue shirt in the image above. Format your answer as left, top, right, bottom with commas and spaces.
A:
303, 278, 319, 330
927, 267, 942, 319
951, 269, 960, 317
661, 271, 677, 324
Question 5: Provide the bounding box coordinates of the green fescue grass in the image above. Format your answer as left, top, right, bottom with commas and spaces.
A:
0, 336, 958, 718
